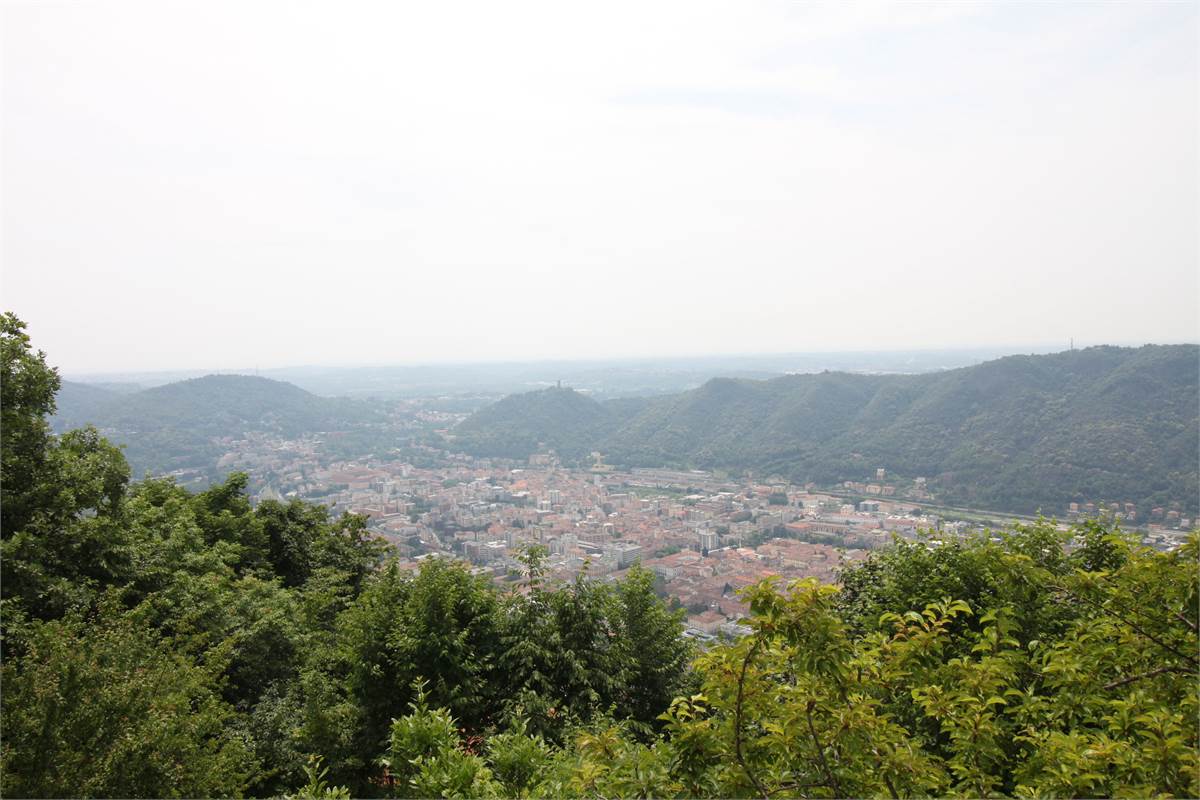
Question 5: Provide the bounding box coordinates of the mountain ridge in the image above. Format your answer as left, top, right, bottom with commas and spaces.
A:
452, 344, 1200, 516
53, 374, 381, 476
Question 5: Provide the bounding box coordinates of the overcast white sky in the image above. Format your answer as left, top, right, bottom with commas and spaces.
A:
2, 1, 1197, 373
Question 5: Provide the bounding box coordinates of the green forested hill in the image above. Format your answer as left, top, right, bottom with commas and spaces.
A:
52, 374, 382, 475
93, 374, 377, 434
454, 345, 1200, 515
50, 380, 123, 430
450, 385, 644, 461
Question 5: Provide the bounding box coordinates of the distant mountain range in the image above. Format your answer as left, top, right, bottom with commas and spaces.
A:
52, 374, 381, 476
452, 345, 1200, 517
64, 347, 1057, 399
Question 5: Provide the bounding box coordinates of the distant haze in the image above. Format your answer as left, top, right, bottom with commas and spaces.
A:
61, 347, 1059, 397
3, 1, 1196, 372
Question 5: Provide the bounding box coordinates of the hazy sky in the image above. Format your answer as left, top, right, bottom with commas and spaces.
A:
3, 1, 1197, 373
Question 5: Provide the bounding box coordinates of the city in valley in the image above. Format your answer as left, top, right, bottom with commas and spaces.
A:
204, 423, 1193, 645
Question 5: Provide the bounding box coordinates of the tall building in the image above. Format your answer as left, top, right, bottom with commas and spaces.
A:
606, 541, 642, 568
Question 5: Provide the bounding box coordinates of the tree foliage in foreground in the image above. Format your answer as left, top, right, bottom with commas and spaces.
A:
2, 311, 1197, 798
0, 313, 692, 798
308, 524, 1197, 800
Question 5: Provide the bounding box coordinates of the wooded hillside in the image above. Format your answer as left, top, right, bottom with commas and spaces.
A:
51, 374, 382, 476
455, 345, 1200, 516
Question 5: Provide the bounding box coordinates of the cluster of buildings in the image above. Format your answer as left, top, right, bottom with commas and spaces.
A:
1067, 500, 1192, 530
212, 434, 950, 638
1066, 500, 1194, 550
201, 423, 1195, 639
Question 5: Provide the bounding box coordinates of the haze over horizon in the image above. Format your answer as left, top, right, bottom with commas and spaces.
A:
58, 340, 1192, 385
4, 1, 1197, 373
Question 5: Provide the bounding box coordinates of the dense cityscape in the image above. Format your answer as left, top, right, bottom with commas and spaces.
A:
192, 420, 1195, 644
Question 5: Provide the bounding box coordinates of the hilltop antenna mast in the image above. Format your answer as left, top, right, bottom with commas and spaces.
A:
1070, 337, 1074, 352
